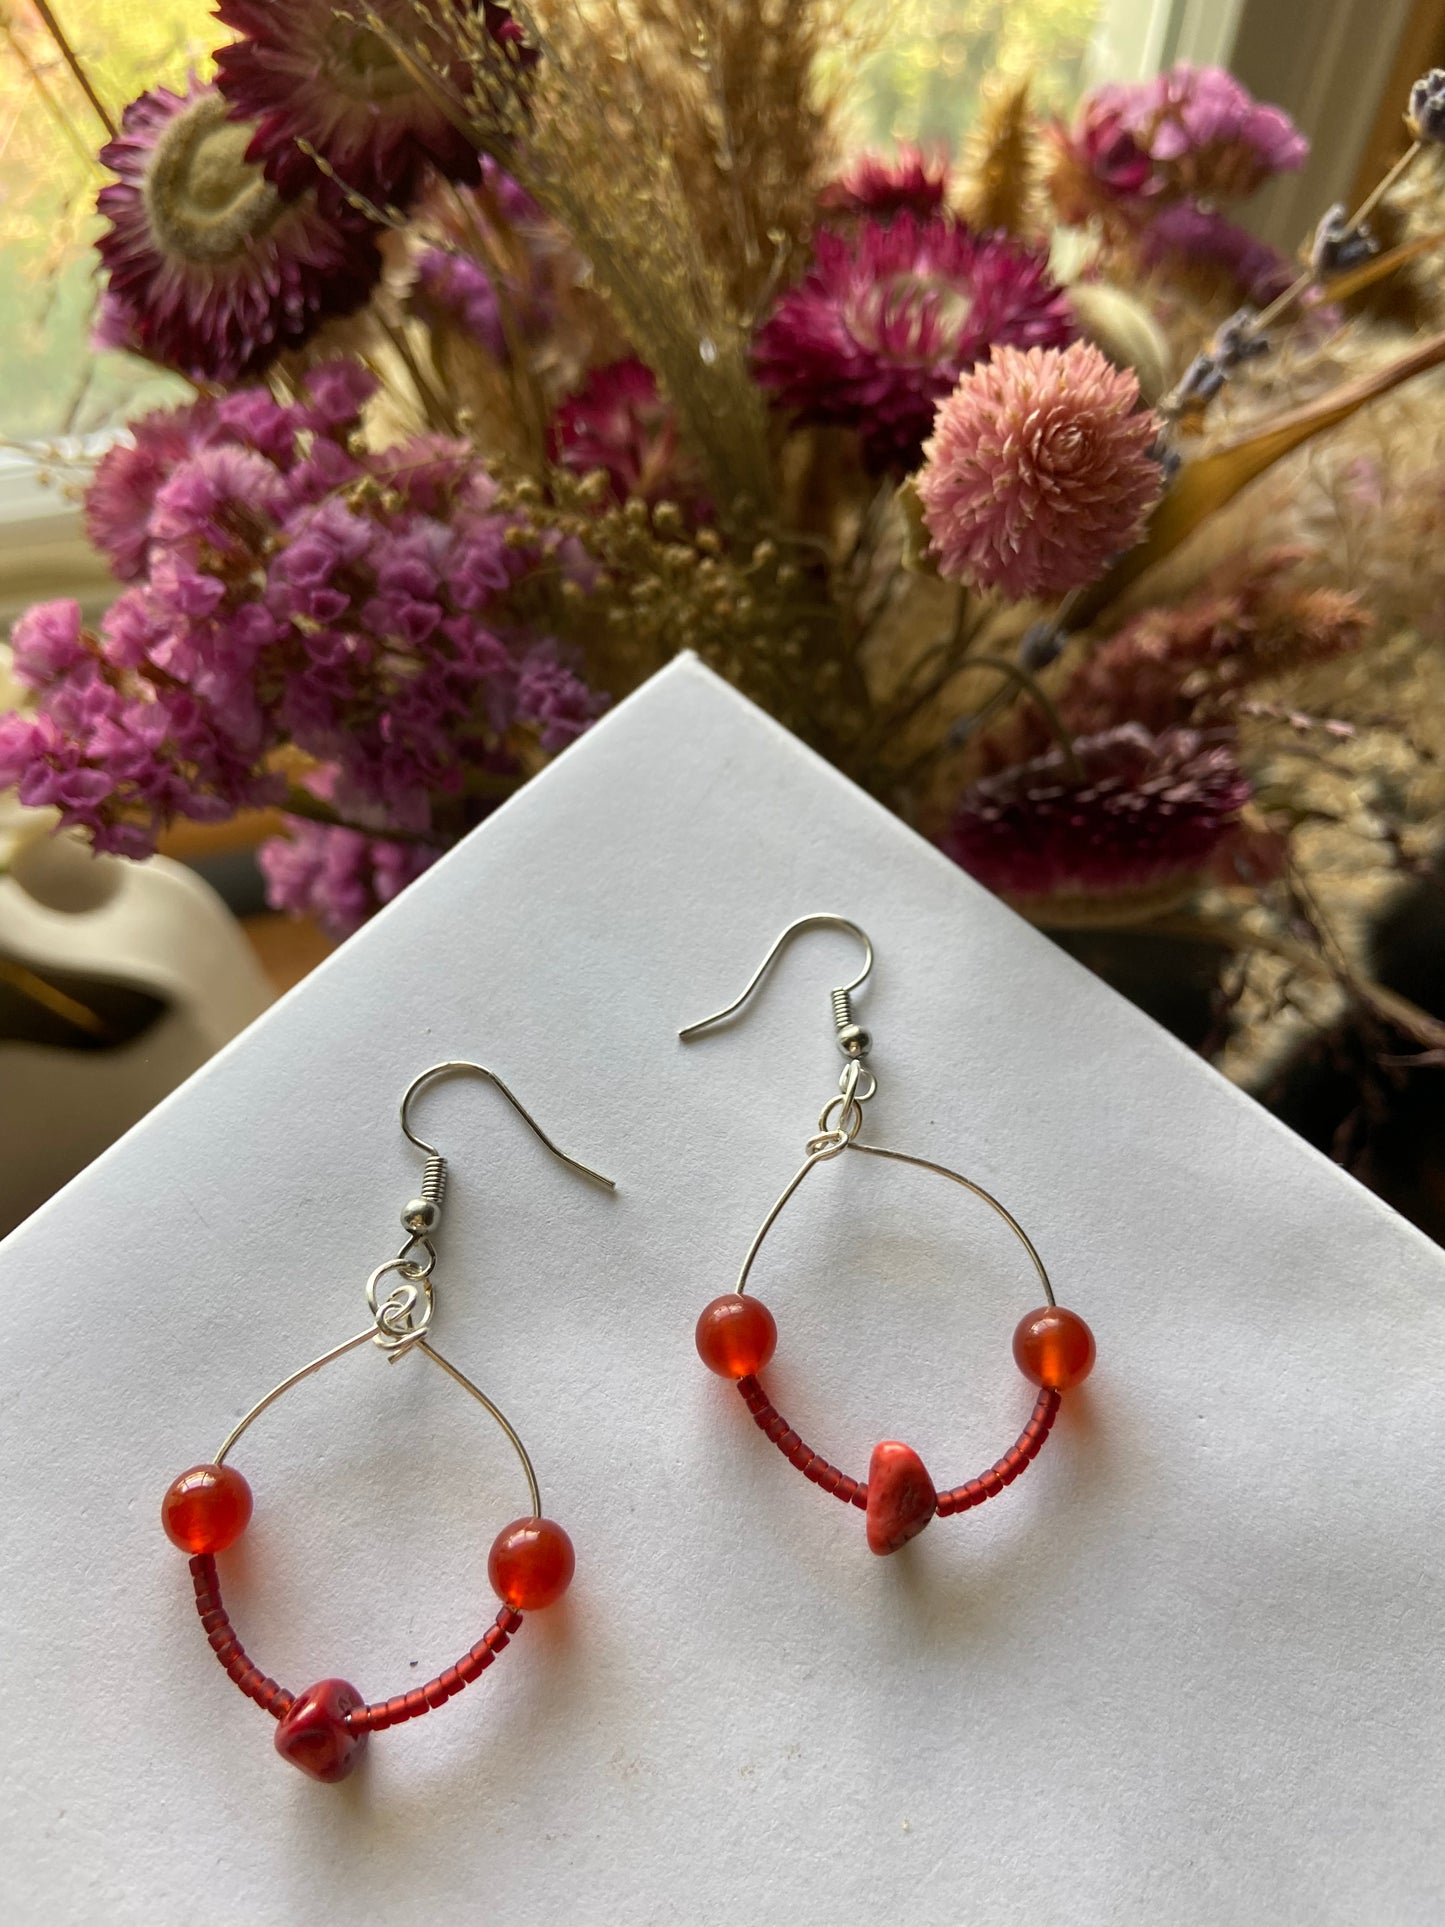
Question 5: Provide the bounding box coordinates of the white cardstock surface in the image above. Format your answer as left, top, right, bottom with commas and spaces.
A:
2, 656, 1442, 1926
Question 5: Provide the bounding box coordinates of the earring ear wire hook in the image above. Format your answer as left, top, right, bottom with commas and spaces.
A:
678, 914, 874, 1046
399, 1061, 616, 1190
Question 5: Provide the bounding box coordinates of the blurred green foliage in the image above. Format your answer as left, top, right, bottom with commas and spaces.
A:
839, 0, 1100, 148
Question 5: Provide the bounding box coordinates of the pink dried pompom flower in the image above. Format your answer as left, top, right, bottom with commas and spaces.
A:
916, 340, 1164, 602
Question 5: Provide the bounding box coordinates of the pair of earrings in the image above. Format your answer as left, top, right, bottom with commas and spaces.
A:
162, 915, 1096, 1783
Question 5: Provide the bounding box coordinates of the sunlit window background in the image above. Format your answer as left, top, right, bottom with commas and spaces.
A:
0, 0, 1104, 443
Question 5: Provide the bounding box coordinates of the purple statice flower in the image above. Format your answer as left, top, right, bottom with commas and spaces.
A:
9, 599, 89, 687
754, 214, 1076, 473
5, 360, 609, 902
258, 819, 441, 937
1052, 64, 1306, 224
409, 163, 554, 363
149, 445, 291, 552
297, 359, 380, 435
1135, 199, 1295, 305
515, 644, 609, 750
413, 247, 507, 360
84, 402, 218, 581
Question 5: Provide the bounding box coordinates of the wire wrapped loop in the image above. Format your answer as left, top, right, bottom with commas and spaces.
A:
366, 1257, 434, 1354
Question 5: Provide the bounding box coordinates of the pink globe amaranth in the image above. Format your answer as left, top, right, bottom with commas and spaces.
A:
915, 340, 1164, 602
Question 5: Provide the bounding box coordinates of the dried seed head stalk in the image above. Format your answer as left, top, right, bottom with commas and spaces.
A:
956, 73, 1043, 239
623, 0, 857, 315
401, 0, 779, 528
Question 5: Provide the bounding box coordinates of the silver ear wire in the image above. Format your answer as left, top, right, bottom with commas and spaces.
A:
398, 1060, 616, 1242
678, 914, 874, 1059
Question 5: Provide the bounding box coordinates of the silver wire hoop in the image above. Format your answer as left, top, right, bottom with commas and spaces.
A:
734, 1138, 1056, 1307
211, 1323, 544, 1517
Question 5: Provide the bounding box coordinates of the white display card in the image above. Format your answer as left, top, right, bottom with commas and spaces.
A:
2, 655, 1442, 1925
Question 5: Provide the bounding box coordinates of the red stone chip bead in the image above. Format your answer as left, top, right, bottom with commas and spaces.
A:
865, 1442, 937, 1555
162, 1463, 254, 1554
695, 1293, 777, 1379
488, 1517, 576, 1611
274, 1678, 368, 1783
1012, 1305, 1096, 1391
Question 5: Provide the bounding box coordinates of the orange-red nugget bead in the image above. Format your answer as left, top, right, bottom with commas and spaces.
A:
695, 1293, 777, 1379
162, 1463, 254, 1553
1012, 1306, 1096, 1391
274, 1679, 367, 1783
488, 1517, 575, 1610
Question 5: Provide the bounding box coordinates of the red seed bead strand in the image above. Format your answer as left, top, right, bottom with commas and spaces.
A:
735, 1376, 869, 1509
189, 1555, 295, 1720
344, 1609, 524, 1733
187, 1555, 525, 1734
934, 1388, 1061, 1516
735, 1379, 1064, 1521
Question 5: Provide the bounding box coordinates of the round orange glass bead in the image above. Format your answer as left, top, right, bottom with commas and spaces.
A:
695, 1293, 777, 1379
1012, 1306, 1096, 1390
488, 1517, 575, 1610
161, 1463, 254, 1553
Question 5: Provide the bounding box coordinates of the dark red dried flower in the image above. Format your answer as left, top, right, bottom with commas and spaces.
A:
94, 81, 382, 385
215, 0, 534, 210
549, 358, 709, 513
942, 724, 1251, 902
820, 146, 951, 222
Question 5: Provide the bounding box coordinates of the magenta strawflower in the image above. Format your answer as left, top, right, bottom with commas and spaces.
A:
754, 214, 1075, 472
215, 0, 533, 209
94, 82, 382, 384
942, 725, 1250, 901
549, 358, 708, 511
916, 341, 1163, 601
820, 146, 950, 222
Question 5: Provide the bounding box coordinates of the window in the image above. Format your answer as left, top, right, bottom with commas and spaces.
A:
841, 0, 1104, 149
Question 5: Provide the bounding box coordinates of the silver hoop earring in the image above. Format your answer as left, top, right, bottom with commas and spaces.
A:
683, 917, 1096, 1557
160, 1061, 613, 1782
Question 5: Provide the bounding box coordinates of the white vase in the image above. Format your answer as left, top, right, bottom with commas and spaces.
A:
0, 815, 273, 1234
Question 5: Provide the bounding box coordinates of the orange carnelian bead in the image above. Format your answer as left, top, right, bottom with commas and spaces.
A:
695, 1293, 777, 1379
1012, 1306, 1096, 1391
488, 1517, 575, 1610
161, 1463, 254, 1553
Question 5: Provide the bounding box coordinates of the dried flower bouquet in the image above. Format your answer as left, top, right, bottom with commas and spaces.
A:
5, 4, 1445, 1107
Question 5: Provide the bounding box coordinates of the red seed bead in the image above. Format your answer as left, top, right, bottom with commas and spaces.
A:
1012, 1306, 1096, 1391
161, 1464, 254, 1554
695, 1293, 777, 1379
488, 1517, 575, 1610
